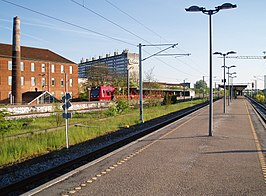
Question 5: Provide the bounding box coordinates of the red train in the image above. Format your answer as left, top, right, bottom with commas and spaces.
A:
90, 86, 195, 101
90, 86, 115, 101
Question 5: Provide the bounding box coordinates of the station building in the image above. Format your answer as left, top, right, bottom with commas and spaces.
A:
0, 43, 78, 104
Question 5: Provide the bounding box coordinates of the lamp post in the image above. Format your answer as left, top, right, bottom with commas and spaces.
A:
214, 51, 236, 113
226, 66, 236, 105
183, 78, 188, 101
227, 71, 236, 103
186, 3, 237, 136
230, 75, 237, 100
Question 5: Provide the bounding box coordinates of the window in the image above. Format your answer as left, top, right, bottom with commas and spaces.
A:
69, 78, 73, 87
42, 78, 46, 87
31, 63, 35, 72
61, 65, 64, 73
61, 78, 64, 86
51, 64, 55, 73
20, 62, 24, 71
8, 76, 12, 85
8, 61, 12, 70
69, 66, 73, 74
42, 64, 45, 72
31, 77, 36, 86
21, 76, 24, 85
51, 78, 55, 86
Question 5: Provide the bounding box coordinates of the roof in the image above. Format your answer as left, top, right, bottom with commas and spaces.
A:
218, 84, 247, 91
0, 43, 76, 64
22, 91, 60, 105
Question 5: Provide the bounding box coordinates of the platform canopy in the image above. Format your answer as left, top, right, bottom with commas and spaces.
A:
218, 84, 247, 96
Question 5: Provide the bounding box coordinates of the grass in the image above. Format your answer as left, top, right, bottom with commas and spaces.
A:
0, 99, 205, 167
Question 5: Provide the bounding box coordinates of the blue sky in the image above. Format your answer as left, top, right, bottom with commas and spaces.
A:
0, 0, 265, 89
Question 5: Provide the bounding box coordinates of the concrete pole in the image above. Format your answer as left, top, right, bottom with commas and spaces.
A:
12, 16, 22, 104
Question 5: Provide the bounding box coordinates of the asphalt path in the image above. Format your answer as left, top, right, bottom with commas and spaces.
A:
30, 97, 266, 196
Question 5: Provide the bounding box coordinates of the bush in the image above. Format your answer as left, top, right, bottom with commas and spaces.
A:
105, 105, 117, 116
163, 95, 177, 105
116, 99, 129, 113
105, 99, 129, 116
255, 93, 265, 104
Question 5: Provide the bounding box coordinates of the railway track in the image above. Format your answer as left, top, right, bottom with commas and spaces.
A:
246, 96, 266, 123
0, 100, 212, 195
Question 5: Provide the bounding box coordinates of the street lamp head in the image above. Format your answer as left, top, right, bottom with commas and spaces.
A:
185, 6, 204, 12
216, 3, 237, 10
226, 51, 237, 55
231, 72, 237, 75
230, 65, 236, 68
213, 52, 223, 55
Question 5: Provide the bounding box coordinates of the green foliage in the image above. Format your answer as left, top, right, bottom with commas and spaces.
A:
0, 99, 205, 166
146, 98, 161, 107
0, 110, 14, 136
116, 99, 129, 113
105, 105, 118, 116
163, 95, 177, 105
52, 103, 64, 127
105, 99, 129, 116
194, 80, 207, 90
255, 92, 265, 103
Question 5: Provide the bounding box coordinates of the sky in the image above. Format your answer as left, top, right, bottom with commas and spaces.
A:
0, 0, 265, 89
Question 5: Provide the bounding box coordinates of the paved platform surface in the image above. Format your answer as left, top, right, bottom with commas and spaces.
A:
33, 97, 266, 196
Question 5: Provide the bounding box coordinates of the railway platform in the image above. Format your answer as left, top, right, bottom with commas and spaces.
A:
30, 97, 266, 195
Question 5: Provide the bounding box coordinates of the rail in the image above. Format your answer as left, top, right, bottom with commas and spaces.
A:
245, 96, 266, 123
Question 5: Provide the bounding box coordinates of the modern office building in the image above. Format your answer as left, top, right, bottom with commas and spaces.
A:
0, 43, 78, 104
79, 50, 139, 84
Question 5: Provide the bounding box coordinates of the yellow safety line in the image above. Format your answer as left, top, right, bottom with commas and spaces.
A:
245, 100, 266, 184
63, 108, 206, 195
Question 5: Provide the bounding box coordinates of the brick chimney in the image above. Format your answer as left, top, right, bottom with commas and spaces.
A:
12, 16, 22, 104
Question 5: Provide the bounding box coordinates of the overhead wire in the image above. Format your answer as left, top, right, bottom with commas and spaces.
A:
0, 0, 135, 46
103, 0, 205, 75
1, 0, 200, 78
71, 0, 196, 77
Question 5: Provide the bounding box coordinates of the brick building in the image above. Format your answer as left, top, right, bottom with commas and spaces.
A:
0, 43, 78, 104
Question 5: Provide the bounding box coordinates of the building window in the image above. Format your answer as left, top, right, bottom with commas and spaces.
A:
31, 63, 35, 72
69, 78, 73, 87
21, 76, 24, 86
31, 77, 36, 86
69, 66, 73, 74
51, 78, 55, 86
42, 64, 45, 72
8, 61, 12, 70
20, 62, 24, 71
51, 64, 55, 73
8, 76, 12, 86
61, 65, 64, 73
42, 77, 46, 87
61, 78, 64, 86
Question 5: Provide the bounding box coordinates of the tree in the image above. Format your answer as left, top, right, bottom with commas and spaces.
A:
194, 80, 207, 89
194, 80, 208, 97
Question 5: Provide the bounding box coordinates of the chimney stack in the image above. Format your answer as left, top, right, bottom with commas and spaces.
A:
12, 16, 22, 104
